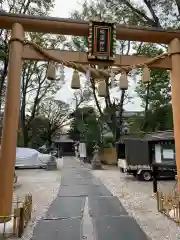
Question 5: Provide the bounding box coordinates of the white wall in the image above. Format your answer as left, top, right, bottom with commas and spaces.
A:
155, 144, 161, 163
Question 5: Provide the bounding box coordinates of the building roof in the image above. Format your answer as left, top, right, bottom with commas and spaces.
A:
122, 111, 144, 117
117, 130, 174, 144
52, 134, 74, 143
117, 134, 139, 143
143, 130, 174, 141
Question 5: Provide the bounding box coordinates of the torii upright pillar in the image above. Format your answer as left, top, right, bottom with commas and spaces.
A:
169, 38, 180, 192
0, 23, 24, 221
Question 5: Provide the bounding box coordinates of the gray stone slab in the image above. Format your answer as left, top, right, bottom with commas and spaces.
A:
58, 184, 111, 197
88, 185, 112, 197
58, 185, 88, 197
61, 176, 93, 186
78, 169, 92, 177
94, 216, 148, 240
45, 196, 85, 219
88, 196, 128, 218
62, 169, 92, 179
31, 218, 81, 240
61, 172, 81, 180
61, 175, 102, 186
62, 161, 79, 168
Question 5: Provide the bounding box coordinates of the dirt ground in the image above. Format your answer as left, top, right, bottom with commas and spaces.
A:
92, 165, 180, 240
11, 159, 62, 240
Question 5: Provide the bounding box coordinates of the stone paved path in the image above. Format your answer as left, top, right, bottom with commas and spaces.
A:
31, 157, 149, 240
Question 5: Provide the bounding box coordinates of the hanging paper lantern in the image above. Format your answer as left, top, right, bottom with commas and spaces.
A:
47, 62, 56, 80
71, 70, 80, 89
142, 66, 150, 84
119, 72, 128, 90
98, 80, 107, 97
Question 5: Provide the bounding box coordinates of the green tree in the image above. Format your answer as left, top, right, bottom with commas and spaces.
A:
0, 0, 56, 112
99, 0, 175, 132
105, 0, 180, 29
133, 45, 172, 131
0, 1, 68, 146
19, 116, 49, 149
67, 0, 132, 141
135, 44, 171, 110
0, 0, 67, 147
69, 106, 101, 155
37, 99, 70, 147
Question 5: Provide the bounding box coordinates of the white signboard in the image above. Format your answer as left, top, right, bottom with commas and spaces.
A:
162, 149, 174, 159
79, 142, 87, 158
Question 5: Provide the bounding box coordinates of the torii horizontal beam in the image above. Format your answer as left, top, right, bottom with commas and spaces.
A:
0, 12, 180, 44
23, 45, 171, 69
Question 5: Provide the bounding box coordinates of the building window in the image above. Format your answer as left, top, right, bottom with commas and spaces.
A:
160, 143, 175, 162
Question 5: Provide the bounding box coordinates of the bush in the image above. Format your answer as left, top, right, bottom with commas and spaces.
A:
102, 136, 115, 148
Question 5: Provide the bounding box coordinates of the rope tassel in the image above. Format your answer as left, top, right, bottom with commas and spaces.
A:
98, 80, 107, 97
18, 40, 172, 80
142, 66, 150, 84
71, 69, 80, 89
119, 72, 128, 90
47, 62, 56, 80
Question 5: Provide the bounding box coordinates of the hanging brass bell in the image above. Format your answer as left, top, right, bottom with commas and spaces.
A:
119, 72, 128, 90
98, 80, 107, 97
71, 70, 81, 89
142, 66, 150, 84
47, 62, 56, 80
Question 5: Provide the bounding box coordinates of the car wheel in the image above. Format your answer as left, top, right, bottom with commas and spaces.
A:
141, 171, 152, 181
40, 165, 46, 169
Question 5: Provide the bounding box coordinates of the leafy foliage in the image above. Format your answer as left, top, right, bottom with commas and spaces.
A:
69, 106, 101, 155
0, 0, 67, 147
37, 99, 70, 146
67, 1, 132, 141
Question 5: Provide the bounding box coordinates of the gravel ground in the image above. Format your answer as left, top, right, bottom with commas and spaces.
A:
10, 158, 63, 240
92, 166, 180, 240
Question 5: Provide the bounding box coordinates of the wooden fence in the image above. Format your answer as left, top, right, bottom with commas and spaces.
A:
0, 193, 32, 238
156, 190, 180, 224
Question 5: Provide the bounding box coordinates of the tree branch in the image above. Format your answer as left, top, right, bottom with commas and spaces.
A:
90, 78, 103, 116
175, 0, 180, 16
143, 0, 162, 28
120, 0, 162, 28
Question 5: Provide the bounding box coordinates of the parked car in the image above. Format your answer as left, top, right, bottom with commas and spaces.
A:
15, 148, 52, 169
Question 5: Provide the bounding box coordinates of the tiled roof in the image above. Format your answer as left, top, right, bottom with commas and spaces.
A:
52, 134, 74, 143
143, 130, 174, 141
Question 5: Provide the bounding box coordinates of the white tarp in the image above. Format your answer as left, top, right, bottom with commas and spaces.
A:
16, 147, 38, 158
0, 146, 51, 167
15, 148, 39, 167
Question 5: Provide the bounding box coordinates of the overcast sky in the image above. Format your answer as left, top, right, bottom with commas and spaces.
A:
51, 0, 143, 111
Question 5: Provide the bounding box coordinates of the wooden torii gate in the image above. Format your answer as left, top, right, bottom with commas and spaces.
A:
0, 12, 179, 221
